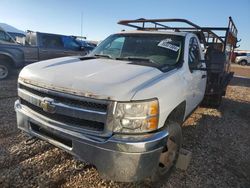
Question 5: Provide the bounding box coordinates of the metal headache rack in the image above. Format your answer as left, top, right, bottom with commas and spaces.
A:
118, 17, 238, 53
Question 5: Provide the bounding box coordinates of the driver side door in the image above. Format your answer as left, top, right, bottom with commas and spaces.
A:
185, 37, 207, 114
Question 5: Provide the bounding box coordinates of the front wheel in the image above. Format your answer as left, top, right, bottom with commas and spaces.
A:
152, 121, 182, 182
0, 62, 10, 80
240, 60, 247, 66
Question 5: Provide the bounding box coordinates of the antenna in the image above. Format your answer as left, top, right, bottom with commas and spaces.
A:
81, 12, 83, 38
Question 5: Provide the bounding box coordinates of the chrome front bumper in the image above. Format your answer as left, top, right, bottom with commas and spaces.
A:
15, 100, 168, 182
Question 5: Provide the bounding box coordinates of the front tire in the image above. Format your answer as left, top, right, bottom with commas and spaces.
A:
240, 60, 247, 66
0, 61, 10, 80
152, 121, 182, 182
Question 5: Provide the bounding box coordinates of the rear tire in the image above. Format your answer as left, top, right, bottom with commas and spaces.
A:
152, 121, 182, 182
0, 61, 11, 80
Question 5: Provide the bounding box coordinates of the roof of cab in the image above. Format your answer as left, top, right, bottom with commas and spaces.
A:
116, 30, 188, 36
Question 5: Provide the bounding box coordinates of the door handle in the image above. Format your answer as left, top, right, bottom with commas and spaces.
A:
201, 75, 207, 79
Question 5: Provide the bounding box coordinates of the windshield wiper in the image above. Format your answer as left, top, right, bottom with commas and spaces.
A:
116, 57, 157, 64
94, 54, 112, 59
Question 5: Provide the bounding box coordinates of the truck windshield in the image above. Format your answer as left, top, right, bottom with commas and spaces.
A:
90, 34, 184, 69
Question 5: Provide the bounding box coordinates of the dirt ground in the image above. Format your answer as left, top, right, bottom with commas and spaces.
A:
0, 66, 249, 188
231, 64, 250, 78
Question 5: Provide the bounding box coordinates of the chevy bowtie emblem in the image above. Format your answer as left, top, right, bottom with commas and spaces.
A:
40, 97, 56, 113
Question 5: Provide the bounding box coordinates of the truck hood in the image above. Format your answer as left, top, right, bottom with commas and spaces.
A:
19, 56, 163, 101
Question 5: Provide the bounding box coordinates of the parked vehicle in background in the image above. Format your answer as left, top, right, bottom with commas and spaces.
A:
0, 23, 26, 43
75, 37, 97, 53
0, 30, 87, 79
235, 52, 250, 65
0, 28, 21, 79
15, 17, 238, 182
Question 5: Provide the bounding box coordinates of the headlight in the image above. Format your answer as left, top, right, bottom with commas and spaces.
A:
235, 57, 241, 62
113, 99, 159, 133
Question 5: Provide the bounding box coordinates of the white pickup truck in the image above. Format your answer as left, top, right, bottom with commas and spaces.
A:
15, 18, 238, 182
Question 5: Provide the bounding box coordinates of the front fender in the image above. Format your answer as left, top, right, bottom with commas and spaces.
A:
0, 46, 25, 67
132, 68, 187, 129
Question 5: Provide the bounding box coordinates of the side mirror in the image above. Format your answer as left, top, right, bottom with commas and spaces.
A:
80, 46, 85, 51
190, 60, 208, 71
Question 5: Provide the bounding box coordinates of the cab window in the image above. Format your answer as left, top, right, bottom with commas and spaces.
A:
41, 34, 64, 48
188, 37, 201, 70
26, 33, 37, 46
62, 36, 80, 50
0, 30, 15, 43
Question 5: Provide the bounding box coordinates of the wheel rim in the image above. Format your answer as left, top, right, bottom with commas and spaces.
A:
158, 136, 178, 174
0, 65, 8, 79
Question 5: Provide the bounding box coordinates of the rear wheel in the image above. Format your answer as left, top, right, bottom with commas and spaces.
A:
152, 121, 182, 182
0, 62, 10, 80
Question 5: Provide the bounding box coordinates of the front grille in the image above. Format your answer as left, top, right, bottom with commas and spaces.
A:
19, 84, 108, 112
21, 99, 104, 132
18, 83, 108, 133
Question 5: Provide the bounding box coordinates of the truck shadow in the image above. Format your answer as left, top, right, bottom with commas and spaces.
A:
229, 76, 250, 87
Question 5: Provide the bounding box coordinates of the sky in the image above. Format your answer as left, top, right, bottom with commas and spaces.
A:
0, 0, 249, 49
